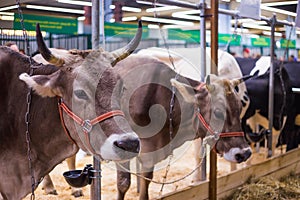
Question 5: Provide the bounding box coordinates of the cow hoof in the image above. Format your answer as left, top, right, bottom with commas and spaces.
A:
72, 190, 84, 197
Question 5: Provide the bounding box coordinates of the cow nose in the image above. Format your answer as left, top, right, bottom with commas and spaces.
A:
235, 149, 252, 163
114, 138, 140, 154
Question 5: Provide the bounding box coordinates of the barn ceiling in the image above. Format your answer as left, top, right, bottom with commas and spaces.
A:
0, 0, 298, 36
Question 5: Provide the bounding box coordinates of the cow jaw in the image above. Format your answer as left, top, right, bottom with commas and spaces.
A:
100, 132, 140, 161
223, 147, 252, 163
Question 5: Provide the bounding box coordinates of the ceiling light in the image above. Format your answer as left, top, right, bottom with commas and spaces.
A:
262, 31, 282, 37
230, 27, 249, 33
260, 5, 296, 17
0, 5, 18, 12
262, 1, 298, 7
109, 5, 141, 12
172, 13, 200, 21
148, 24, 159, 29
122, 16, 138, 21
230, 18, 267, 25
26, 5, 85, 14
136, 0, 168, 7
174, 10, 200, 15
146, 6, 180, 13
242, 23, 271, 31
141, 16, 194, 26
57, 0, 92, 6
122, 6, 141, 12
0, 15, 14, 21
0, 12, 14, 16
77, 16, 85, 21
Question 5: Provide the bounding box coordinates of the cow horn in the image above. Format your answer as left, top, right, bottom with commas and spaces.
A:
36, 23, 65, 66
110, 20, 143, 66
206, 75, 215, 92
231, 75, 252, 87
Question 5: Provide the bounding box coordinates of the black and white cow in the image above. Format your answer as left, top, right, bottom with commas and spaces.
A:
236, 57, 299, 153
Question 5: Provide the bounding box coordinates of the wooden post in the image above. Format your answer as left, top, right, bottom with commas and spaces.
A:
209, 0, 218, 199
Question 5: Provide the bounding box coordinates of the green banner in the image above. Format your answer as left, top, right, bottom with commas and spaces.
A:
251, 37, 271, 47
218, 34, 241, 46
280, 39, 296, 49
167, 29, 200, 42
14, 13, 77, 34
105, 22, 149, 39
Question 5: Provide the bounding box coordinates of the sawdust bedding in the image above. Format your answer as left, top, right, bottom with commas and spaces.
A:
23, 145, 298, 200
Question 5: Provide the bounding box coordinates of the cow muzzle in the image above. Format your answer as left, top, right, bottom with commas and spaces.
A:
223, 147, 252, 163
100, 132, 140, 161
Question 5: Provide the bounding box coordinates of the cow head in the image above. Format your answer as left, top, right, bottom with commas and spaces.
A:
19, 23, 142, 161
171, 74, 251, 163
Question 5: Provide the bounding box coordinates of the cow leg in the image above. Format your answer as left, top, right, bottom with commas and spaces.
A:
139, 166, 154, 200
66, 155, 83, 197
116, 161, 131, 200
41, 175, 58, 195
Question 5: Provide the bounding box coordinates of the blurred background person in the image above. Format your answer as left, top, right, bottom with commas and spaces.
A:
243, 48, 250, 58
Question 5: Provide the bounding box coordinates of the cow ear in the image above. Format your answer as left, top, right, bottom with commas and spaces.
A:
170, 79, 195, 103
19, 71, 62, 97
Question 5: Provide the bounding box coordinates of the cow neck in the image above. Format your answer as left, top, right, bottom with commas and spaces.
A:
57, 98, 125, 157
194, 83, 244, 139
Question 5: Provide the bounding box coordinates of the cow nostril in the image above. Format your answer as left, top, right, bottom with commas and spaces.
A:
235, 149, 252, 163
114, 139, 140, 153
235, 153, 244, 163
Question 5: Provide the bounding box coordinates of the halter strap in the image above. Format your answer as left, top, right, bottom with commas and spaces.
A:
195, 111, 244, 138
57, 99, 125, 155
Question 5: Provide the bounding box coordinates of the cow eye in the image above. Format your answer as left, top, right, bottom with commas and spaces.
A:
214, 109, 224, 120
74, 90, 88, 100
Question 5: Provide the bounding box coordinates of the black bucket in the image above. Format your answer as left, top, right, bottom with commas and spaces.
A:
63, 164, 93, 188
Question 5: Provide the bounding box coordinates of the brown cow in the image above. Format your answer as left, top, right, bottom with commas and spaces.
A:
113, 54, 252, 200
0, 22, 142, 200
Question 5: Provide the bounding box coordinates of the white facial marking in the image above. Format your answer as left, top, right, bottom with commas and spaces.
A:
223, 147, 252, 163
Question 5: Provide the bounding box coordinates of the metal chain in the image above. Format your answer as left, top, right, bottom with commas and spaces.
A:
16, 0, 36, 199
153, 0, 179, 193
116, 147, 207, 186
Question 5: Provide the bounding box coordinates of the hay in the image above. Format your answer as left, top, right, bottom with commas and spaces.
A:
226, 173, 300, 200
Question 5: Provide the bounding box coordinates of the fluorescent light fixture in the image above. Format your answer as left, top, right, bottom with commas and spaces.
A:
146, 6, 179, 13
222, 0, 231, 2
109, 5, 141, 12
262, 1, 298, 7
141, 16, 194, 26
0, 12, 14, 16
243, 23, 271, 31
0, 15, 14, 21
122, 16, 137, 21
57, 0, 92, 6
26, 5, 85, 14
172, 13, 200, 21
260, 5, 296, 17
110, 18, 115, 23
174, 10, 200, 15
77, 16, 85, 21
0, 5, 18, 11
230, 27, 249, 33
262, 31, 282, 37
148, 24, 159, 29
231, 18, 267, 25
136, 0, 168, 7
162, 24, 194, 29
122, 6, 141, 12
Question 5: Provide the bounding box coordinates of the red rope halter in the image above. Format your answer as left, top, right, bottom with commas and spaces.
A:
58, 99, 125, 155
